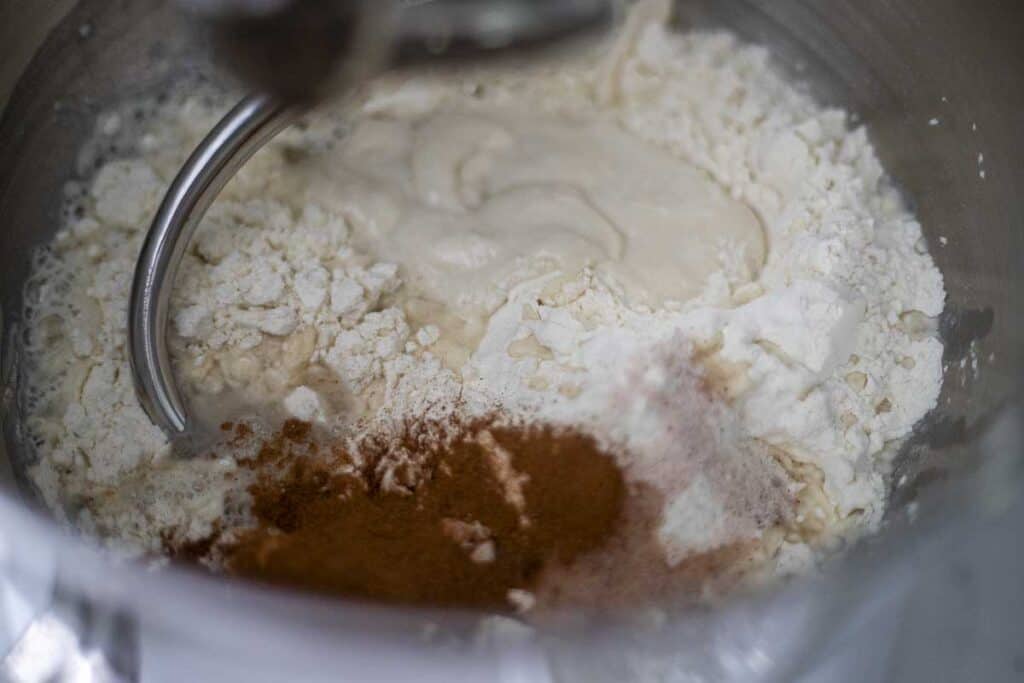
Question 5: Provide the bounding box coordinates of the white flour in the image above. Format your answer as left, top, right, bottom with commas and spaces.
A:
22, 0, 944, 589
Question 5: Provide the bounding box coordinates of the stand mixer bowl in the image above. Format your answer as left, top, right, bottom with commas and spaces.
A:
0, 1, 1021, 681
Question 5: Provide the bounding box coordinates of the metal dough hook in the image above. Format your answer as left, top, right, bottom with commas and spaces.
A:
128, 95, 298, 434
128, 0, 615, 435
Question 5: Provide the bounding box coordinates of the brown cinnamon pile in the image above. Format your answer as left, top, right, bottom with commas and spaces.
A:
213, 418, 625, 609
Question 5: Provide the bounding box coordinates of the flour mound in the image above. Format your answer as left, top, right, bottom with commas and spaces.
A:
22, 2, 943, 595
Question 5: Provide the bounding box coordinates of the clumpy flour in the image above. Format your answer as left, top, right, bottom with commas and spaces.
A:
21, 1, 944, 610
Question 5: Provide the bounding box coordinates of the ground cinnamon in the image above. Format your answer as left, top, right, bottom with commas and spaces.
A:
216, 418, 625, 609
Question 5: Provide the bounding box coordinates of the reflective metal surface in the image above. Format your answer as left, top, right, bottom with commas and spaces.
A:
129, 94, 296, 435
190, 0, 616, 99
0, 0, 1021, 680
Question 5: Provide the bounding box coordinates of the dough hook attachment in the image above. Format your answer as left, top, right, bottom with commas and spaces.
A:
128, 0, 614, 435
129, 94, 298, 434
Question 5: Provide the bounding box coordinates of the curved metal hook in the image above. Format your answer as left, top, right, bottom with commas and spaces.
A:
128, 94, 300, 435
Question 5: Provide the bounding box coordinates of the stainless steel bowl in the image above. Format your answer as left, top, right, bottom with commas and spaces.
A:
1, 1, 1022, 681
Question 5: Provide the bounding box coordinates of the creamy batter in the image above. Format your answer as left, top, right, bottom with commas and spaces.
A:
311, 109, 765, 315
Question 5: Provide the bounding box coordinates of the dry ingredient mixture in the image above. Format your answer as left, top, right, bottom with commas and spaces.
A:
21, 1, 945, 611
216, 418, 628, 608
